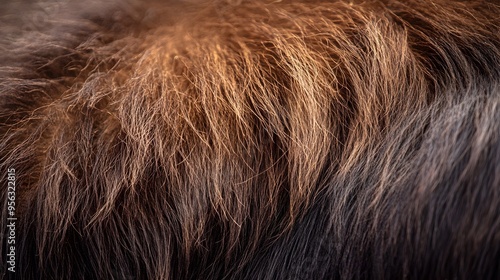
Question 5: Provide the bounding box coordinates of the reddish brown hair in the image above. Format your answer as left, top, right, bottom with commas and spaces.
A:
1, 0, 499, 279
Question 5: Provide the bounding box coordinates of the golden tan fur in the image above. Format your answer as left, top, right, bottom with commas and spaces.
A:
1, 0, 499, 279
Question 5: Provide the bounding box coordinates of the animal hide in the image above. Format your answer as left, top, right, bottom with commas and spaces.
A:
1, 0, 499, 279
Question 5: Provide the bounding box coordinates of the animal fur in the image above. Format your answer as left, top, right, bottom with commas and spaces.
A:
1, 0, 499, 279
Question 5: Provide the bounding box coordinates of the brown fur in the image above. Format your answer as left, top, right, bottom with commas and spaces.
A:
1, 0, 499, 279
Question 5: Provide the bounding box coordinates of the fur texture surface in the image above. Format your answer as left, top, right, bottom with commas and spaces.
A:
1, 0, 499, 279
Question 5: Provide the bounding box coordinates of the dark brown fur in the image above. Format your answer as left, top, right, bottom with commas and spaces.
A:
1, 0, 499, 279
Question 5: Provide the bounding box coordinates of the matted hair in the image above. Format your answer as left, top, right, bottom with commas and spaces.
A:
1, 0, 499, 279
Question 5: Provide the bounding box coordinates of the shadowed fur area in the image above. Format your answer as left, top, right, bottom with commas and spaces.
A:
1, 0, 500, 279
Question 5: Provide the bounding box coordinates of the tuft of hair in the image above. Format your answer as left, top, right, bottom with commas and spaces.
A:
1, 0, 499, 279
